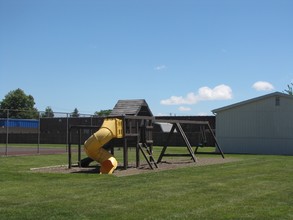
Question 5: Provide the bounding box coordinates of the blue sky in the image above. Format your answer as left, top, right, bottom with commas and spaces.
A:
0, 0, 292, 116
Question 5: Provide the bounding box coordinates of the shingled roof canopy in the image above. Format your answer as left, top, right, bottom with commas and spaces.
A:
109, 99, 153, 116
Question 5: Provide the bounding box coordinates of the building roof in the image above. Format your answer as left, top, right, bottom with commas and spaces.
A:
212, 92, 292, 114
109, 99, 153, 116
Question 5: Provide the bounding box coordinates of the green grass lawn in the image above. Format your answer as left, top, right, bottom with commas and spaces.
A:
0, 151, 292, 219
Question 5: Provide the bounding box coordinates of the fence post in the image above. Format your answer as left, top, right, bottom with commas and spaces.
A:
66, 113, 69, 152
37, 112, 41, 154
5, 109, 9, 156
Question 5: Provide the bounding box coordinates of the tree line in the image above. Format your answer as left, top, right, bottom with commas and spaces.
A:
0, 88, 112, 119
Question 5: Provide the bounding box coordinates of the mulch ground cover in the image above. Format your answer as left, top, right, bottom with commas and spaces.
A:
30, 157, 239, 177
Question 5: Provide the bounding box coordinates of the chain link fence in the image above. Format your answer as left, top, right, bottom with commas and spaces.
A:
0, 109, 217, 156
0, 109, 102, 156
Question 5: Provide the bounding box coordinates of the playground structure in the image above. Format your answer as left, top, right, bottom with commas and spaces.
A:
68, 99, 224, 174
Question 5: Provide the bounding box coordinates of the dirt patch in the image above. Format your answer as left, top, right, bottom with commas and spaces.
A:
30, 157, 240, 177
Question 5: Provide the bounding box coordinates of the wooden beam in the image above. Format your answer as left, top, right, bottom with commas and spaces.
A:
155, 119, 209, 125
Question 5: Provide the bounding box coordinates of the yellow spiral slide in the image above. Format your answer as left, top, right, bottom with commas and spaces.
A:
83, 118, 123, 174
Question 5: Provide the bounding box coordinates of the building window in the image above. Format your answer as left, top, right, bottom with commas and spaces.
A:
275, 97, 280, 106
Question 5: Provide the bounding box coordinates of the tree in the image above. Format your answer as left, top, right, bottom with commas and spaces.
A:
94, 109, 112, 116
71, 108, 80, 117
0, 88, 39, 119
284, 83, 293, 95
41, 106, 54, 118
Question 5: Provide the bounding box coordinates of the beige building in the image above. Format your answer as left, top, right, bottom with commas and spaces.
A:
212, 92, 293, 155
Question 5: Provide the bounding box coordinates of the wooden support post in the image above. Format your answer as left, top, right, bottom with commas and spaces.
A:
78, 128, 82, 167
123, 138, 128, 169
136, 120, 140, 168
207, 123, 225, 158
122, 117, 128, 170
68, 126, 72, 169
175, 123, 197, 162
157, 123, 176, 163
136, 136, 140, 168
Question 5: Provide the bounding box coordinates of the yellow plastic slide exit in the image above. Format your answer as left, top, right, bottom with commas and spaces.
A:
83, 118, 123, 174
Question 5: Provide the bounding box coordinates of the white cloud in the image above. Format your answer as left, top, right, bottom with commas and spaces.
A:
154, 65, 166, 70
156, 113, 168, 116
160, 84, 233, 105
252, 81, 274, 91
197, 112, 209, 116
178, 106, 191, 111
198, 84, 233, 100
